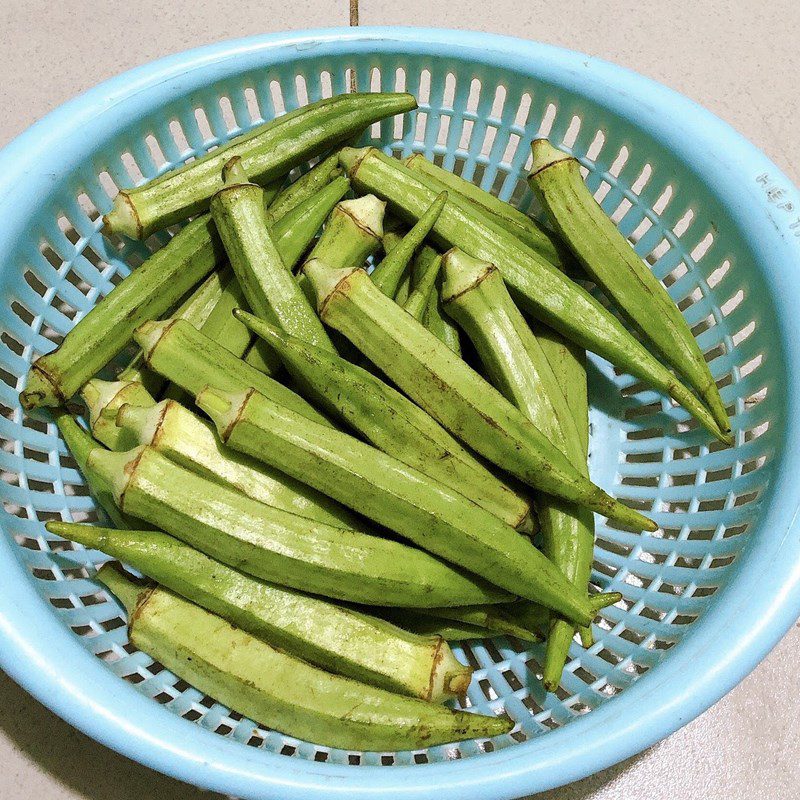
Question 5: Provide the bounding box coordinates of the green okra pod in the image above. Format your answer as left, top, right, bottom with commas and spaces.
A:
134, 318, 331, 428
81, 379, 155, 451
416, 604, 546, 642
116, 399, 362, 531
369, 192, 447, 298
20, 216, 225, 410
198, 386, 598, 627
403, 250, 442, 321
440, 249, 596, 688
304, 260, 655, 532
404, 153, 572, 270
53, 412, 138, 530
88, 444, 505, 608
196, 277, 253, 357
264, 153, 342, 226
49, 522, 470, 701
235, 311, 531, 529
211, 158, 333, 365
375, 609, 497, 641
118, 267, 227, 395
103, 93, 416, 239
338, 146, 729, 443
97, 564, 510, 750
413, 245, 462, 355
528, 139, 729, 437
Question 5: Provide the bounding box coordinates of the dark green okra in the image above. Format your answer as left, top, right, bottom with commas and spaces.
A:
88, 445, 505, 608
49, 522, 471, 701
528, 139, 729, 438
304, 260, 655, 532
97, 564, 511, 750
235, 311, 532, 529
198, 386, 600, 627
116, 399, 362, 531
441, 248, 597, 688
103, 93, 416, 239
369, 192, 447, 297
413, 245, 462, 355
264, 153, 342, 226
404, 153, 572, 270
211, 157, 334, 374
21, 216, 226, 410
338, 146, 729, 444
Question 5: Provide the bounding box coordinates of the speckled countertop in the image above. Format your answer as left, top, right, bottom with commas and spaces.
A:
1, 2, 799, 798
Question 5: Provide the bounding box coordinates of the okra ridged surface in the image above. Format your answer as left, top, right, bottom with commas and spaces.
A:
98, 565, 511, 750
87, 445, 505, 608
50, 523, 470, 701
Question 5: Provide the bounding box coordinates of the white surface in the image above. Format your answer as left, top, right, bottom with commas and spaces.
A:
1, 2, 799, 798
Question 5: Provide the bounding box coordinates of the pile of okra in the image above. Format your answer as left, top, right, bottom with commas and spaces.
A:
22, 91, 732, 752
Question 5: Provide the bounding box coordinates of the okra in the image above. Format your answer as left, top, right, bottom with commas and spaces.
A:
199, 386, 597, 627
53, 412, 137, 530
339, 146, 729, 443
134, 318, 331, 428
264, 153, 342, 226
196, 277, 253, 358
212, 158, 333, 370
403, 250, 442, 321
49, 522, 470, 701
88, 445, 506, 608
103, 93, 416, 239
404, 153, 572, 270
81, 379, 155, 451
304, 260, 655, 532
417, 604, 545, 642
118, 267, 227, 395
376, 609, 497, 641
20, 216, 225, 410
98, 564, 510, 749
528, 139, 729, 437
369, 192, 447, 297
441, 249, 597, 687
235, 311, 531, 529
414, 245, 462, 355
536, 322, 597, 685
116, 399, 363, 531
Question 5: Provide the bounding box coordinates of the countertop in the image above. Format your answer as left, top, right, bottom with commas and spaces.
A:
1, 2, 799, 798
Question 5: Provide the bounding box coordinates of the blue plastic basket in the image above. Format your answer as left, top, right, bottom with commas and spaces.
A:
1, 26, 799, 800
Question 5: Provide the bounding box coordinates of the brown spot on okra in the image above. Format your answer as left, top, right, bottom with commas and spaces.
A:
117, 447, 147, 512
221, 388, 257, 442
149, 401, 172, 449
23, 363, 64, 407
425, 636, 446, 702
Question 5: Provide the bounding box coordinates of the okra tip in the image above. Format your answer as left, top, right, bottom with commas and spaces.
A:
45, 519, 107, 551
102, 191, 142, 239
233, 309, 285, 348
529, 139, 573, 178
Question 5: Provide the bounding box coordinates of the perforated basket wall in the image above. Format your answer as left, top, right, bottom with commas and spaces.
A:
1, 28, 800, 800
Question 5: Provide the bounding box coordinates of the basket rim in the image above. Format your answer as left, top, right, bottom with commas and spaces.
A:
2, 26, 800, 800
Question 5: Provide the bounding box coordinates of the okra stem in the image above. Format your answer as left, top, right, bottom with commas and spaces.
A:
198, 386, 599, 626
528, 139, 730, 438
305, 261, 655, 532
97, 564, 511, 750
235, 311, 532, 529
50, 522, 470, 701
103, 93, 416, 239
339, 146, 729, 443
81, 379, 154, 451
369, 192, 447, 297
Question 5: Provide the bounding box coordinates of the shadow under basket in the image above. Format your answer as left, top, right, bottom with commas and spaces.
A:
1, 26, 799, 800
